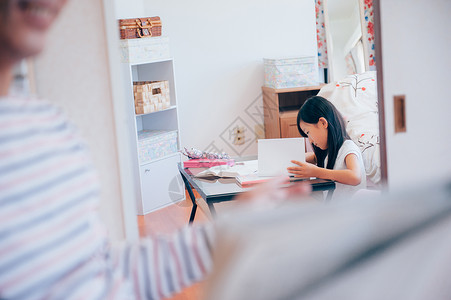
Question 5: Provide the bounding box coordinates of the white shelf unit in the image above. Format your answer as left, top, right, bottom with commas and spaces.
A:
121, 57, 185, 215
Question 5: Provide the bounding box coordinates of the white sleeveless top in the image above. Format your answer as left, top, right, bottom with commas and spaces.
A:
325, 139, 367, 199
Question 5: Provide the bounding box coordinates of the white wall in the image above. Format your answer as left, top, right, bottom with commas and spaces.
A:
114, 0, 145, 19
34, 0, 127, 240
379, 0, 451, 187
134, 0, 318, 157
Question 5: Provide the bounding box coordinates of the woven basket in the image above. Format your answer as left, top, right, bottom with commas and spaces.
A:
119, 17, 162, 39
133, 81, 170, 114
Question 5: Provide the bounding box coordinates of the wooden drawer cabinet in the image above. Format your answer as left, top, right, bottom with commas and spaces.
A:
279, 111, 314, 152
280, 110, 302, 138
263, 85, 324, 138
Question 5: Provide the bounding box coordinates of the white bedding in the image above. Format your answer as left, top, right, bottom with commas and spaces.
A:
318, 71, 381, 184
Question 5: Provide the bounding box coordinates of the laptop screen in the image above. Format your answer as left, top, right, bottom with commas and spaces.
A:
258, 138, 305, 176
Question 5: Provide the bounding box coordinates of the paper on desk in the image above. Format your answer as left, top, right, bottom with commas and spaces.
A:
195, 160, 258, 178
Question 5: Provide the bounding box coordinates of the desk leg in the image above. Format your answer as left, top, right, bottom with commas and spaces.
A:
180, 171, 197, 224
325, 189, 335, 201
208, 202, 217, 217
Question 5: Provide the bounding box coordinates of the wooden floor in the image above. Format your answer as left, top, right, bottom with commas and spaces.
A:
137, 189, 210, 300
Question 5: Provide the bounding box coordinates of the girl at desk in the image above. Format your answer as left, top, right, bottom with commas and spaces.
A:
287, 96, 366, 198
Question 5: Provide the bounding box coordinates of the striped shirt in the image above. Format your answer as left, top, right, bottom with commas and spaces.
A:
0, 96, 213, 299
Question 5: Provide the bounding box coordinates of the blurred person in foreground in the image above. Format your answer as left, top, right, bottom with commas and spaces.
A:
206, 182, 451, 300
0, 0, 310, 299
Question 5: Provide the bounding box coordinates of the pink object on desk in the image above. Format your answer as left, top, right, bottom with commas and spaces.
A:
236, 174, 272, 186
183, 159, 235, 168
236, 174, 293, 187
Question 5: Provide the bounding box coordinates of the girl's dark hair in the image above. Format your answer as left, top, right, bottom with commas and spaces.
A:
297, 96, 349, 169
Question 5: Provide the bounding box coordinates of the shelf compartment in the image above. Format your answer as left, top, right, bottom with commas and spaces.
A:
135, 107, 179, 133
135, 105, 177, 117
132, 60, 178, 107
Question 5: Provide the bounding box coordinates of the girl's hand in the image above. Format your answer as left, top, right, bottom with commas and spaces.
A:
287, 160, 319, 178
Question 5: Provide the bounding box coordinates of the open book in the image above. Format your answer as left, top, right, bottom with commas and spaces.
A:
194, 160, 258, 178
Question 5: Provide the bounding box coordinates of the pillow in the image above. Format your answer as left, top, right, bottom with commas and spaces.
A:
318, 71, 381, 184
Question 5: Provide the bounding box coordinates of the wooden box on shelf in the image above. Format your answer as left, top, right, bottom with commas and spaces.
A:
133, 81, 170, 115
262, 85, 325, 139
118, 16, 162, 39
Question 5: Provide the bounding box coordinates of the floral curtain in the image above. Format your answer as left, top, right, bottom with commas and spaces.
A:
315, 0, 328, 68
363, 0, 376, 68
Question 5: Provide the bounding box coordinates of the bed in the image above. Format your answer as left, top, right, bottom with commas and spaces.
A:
317, 71, 381, 185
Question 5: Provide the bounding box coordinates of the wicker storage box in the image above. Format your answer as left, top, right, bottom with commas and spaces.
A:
118, 17, 162, 39
134, 81, 170, 115
119, 36, 170, 64
264, 56, 319, 89
137, 130, 178, 165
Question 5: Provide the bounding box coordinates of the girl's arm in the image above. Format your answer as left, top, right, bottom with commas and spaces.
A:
288, 153, 362, 186
316, 154, 362, 185
305, 152, 316, 164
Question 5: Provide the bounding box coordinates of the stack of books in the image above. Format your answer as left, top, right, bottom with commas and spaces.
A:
183, 158, 235, 168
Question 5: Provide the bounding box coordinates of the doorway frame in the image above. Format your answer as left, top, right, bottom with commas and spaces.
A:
373, 0, 388, 185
